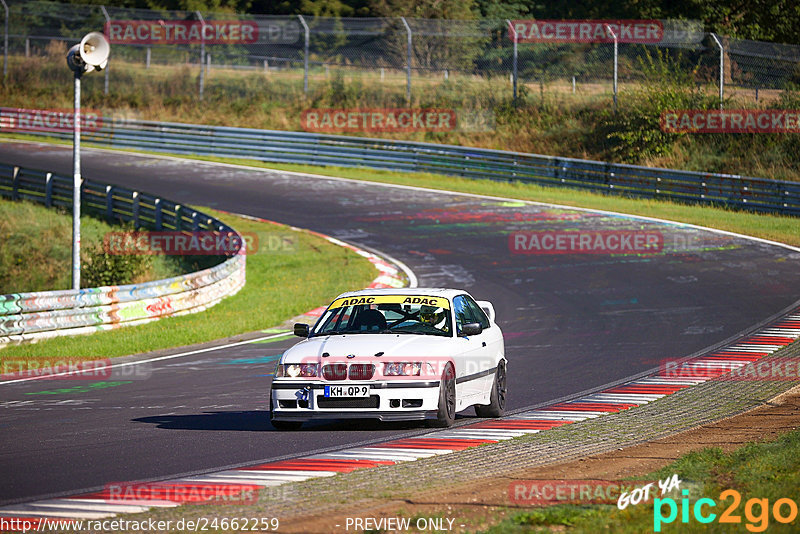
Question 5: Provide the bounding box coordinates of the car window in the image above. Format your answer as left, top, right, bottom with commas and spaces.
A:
453, 295, 479, 335
313, 297, 452, 337
463, 295, 490, 329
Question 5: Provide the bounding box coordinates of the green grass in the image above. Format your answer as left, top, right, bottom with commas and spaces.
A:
482, 428, 800, 533
0, 198, 186, 294
0, 207, 378, 363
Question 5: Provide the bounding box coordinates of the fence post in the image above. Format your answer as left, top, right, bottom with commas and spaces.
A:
100, 6, 110, 95
400, 17, 412, 106
606, 24, 618, 113
1, 0, 7, 81
506, 20, 518, 102
297, 15, 309, 94
710, 33, 724, 110
196, 11, 206, 100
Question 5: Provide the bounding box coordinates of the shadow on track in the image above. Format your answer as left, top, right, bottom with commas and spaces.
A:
132, 411, 440, 432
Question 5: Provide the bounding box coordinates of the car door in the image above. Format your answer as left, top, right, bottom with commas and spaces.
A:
452, 295, 492, 401
462, 295, 503, 397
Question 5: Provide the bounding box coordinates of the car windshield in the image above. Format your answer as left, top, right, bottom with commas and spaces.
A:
313, 295, 452, 337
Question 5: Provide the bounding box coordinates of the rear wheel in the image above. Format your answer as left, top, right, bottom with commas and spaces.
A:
430, 363, 456, 427
475, 360, 506, 418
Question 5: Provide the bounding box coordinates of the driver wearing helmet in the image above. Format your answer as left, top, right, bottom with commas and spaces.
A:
419, 305, 448, 332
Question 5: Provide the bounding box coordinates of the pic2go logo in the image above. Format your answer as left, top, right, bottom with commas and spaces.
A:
654, 489, 798, 532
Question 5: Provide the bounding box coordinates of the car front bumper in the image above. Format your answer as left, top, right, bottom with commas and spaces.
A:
270, 379, 441, 422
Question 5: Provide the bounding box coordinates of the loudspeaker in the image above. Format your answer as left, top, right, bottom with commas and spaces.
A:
67, 32, 110, 74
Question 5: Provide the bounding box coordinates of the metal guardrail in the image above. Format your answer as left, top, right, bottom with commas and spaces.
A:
0, 162, 246, 345
5, 113, 799, 217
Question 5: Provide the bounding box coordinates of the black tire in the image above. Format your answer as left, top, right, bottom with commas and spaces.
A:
429, 363, 456, 428
270, 395, 303, 430
475, 360, 507, 418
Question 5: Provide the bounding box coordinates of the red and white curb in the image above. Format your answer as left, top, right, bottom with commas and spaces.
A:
2, 308, 797, 523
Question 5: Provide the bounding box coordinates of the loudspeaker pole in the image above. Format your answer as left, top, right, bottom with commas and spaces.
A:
72, 69, 82, 290
66, 32, 110, 290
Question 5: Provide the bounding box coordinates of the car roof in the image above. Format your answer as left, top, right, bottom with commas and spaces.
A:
333, 287, 468, 301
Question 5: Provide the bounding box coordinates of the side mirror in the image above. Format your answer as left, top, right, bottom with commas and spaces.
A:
460, 322, 482, 337
293, 323, 310, 337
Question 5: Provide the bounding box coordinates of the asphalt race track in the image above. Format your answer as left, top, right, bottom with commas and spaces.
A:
2, 141, 800, 504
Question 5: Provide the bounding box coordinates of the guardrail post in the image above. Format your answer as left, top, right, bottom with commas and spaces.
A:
196, 11, 206, 101
192, 211, 200, 232
154, 198, 162, 230
44, 172, 53, 207
11, 166, 19, 200
297, 15, 309, 95
400, 17, 412, 106
175, 204, 182, 231
1, 0, 8, 81
506, 20, 518, 103
146, 47, 151, 68
710, 33, 724, 110
100, 6, 110, 95
132, 191, 140, 228
105, 185, 113, 221
606, 24, 618, 113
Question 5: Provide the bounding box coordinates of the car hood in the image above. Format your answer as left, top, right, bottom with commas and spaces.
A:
281, 333, 455, 365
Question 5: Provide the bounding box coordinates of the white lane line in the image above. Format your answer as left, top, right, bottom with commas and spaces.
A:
432, 430, 532, 439
0, 331, 292, 386
307, 451, 424, 461
582, 393, 665, 403
171, 477, 289, 487
0, 505, 114, 520
69, 498, 179, 508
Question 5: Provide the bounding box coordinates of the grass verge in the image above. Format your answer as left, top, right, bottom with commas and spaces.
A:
0, 207, 377, 362
485, 428, 800, 533
0, 198, 187, 293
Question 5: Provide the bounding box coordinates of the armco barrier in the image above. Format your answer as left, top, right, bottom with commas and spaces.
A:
2, 110, 799, 216
0, 162, 246, 346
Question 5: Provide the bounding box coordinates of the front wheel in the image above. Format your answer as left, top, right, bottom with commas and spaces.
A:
475, 360, 506, 418
429, 363, 456, 428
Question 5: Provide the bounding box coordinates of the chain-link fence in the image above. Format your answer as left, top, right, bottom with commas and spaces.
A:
3, 1, 800, 110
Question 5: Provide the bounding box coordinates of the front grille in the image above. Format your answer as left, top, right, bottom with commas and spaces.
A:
316, 395, 380, 409
322, 364, 348, 381
348, 364, 375, 380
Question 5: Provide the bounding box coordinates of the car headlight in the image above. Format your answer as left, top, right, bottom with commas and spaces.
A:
276, 363, 317, 378
383, 362, 422, 376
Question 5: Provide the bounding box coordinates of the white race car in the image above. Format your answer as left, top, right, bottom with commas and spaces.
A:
270, 288, 506, 429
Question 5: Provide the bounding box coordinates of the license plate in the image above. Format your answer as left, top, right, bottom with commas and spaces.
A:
324, 385, 370, 398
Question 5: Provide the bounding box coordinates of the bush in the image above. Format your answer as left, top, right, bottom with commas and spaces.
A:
81, 241, 153, 288
596, 49, 717, 163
